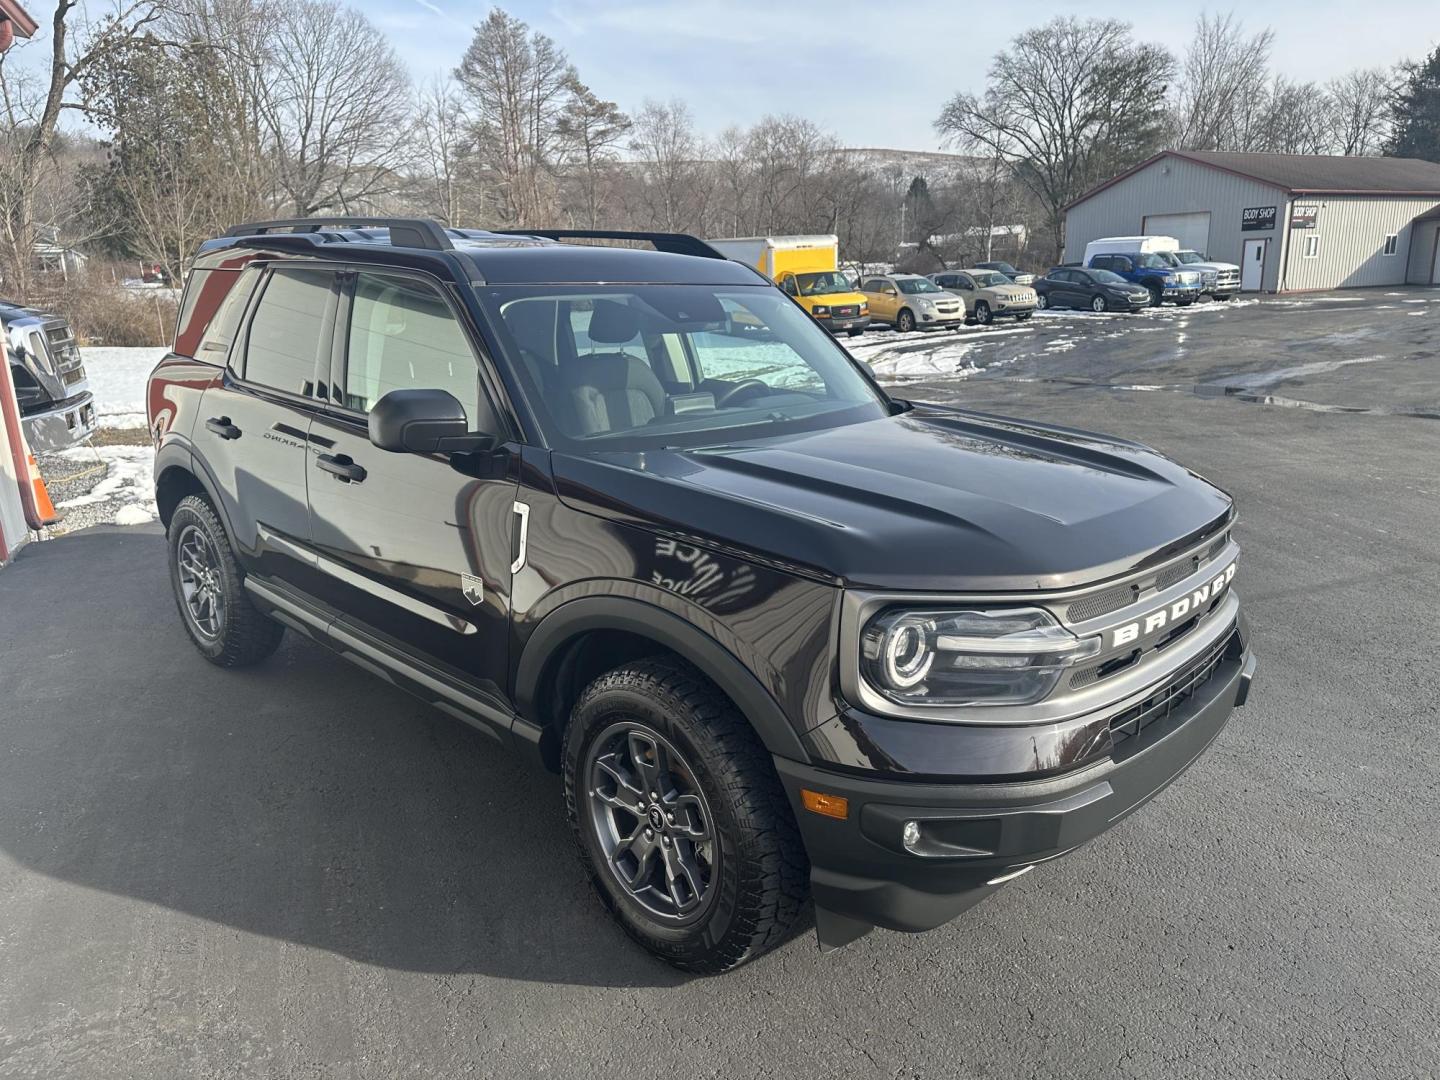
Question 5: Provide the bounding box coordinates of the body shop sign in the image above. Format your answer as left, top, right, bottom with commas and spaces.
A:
1290, 205, 1319, 229
1242, 205, 1277, 231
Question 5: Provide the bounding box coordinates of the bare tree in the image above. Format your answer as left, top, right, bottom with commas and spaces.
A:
625, 99, 707, 232
413, 77, 471, 224
1172, 13, 1274, 151
260, 0, 413, 216
555, 76, 629, 227
455, 8, 575, 225
936, 17, 1174, 261
0, 0, 176, 291
1324, 68, 1393, 154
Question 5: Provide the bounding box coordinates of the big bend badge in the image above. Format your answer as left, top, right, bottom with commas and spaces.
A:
460, 573, 484, 606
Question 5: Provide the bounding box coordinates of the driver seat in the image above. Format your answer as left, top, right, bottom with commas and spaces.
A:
559, 300, 666, 436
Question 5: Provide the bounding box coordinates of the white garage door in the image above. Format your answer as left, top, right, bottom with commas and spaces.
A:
1144, 212, 1211, 256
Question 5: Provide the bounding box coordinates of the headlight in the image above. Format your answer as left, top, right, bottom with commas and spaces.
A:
917, 298, 934, 309
859, 303, 868, 315
860, 607, 1101, 706
812, 305, 830, 316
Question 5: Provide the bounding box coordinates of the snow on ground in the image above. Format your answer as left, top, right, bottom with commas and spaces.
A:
53, 444, 158, 526
83, 346, 168, 428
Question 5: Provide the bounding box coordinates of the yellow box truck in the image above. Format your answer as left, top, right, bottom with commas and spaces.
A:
707, 235, 871, 337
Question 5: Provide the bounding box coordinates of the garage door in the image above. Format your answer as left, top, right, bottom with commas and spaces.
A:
1144, 212, 1211, 256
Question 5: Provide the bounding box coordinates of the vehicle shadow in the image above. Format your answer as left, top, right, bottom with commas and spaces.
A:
0, 525, 693, 988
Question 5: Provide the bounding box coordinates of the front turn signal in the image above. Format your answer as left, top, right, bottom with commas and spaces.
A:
801, 789, 849, 820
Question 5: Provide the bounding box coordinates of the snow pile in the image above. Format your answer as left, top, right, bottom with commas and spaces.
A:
81, 347, 169, 429
53, 444, 157, 526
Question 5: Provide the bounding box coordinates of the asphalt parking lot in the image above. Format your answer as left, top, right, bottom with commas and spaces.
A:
3, 289, 1439, 1079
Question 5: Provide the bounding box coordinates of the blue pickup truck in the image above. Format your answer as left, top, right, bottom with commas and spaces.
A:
1082, 238, 1204, 307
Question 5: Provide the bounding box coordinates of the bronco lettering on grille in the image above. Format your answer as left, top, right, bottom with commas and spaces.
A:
1111, 563, 1236, 647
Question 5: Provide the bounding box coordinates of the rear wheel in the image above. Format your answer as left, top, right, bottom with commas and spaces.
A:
564, 658, 808, 974
1036, 293, 1049, 310
975, 301, 992, 325
167, 495, 283, 666
1091, 294, 1108, 313
896, 308, 916, 333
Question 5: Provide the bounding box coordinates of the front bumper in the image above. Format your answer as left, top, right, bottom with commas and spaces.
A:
822, 315, 872, 334
918, 310, 966, 328
1160, 285, 1203, 301
994, 301, 1036, 317
777, 634, 1255, 941
21, 391, 97, 451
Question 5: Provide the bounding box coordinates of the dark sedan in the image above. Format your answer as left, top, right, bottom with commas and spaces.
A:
1034, 267, 1152, 313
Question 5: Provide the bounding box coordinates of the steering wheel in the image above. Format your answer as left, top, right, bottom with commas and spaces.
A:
715, 379, 769, 408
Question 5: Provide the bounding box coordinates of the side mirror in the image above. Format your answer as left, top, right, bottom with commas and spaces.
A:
368, 388, 493, 455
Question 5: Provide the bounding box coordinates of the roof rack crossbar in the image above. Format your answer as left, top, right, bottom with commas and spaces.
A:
492, 229, 726, 260
222, 217, 454, 251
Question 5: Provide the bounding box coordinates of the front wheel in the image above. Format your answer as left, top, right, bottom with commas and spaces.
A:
1015, 311, 1032, 321
1091, 294, 1108, 313
564, 658, 808, 974
1146, 284, 1163, 307
168, 495, 284, 666
974, 301, 992, 325
896, 308, 916, 333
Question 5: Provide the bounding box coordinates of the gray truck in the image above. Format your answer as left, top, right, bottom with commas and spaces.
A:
1, 299, 96, 451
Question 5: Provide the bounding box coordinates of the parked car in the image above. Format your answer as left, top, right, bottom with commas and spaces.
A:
1, 298, 96, 451
150, 217, 1255, 974
858, 273, 965, 331
929, 269, 1037, 324
1169, 249, 1240, 300
1034, 267, 1152, 313
1083, 237, 1203, 306
706, 235, 870, 337
973, 260, 1035, 286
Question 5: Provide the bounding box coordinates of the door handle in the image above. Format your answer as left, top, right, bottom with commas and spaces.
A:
316, 453, 367, 483
205, 416, 241, 440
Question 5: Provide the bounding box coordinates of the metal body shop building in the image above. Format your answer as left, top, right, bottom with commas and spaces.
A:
1063, 150, 1440, 293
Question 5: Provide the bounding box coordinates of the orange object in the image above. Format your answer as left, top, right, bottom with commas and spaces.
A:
25, 452, 56, 524
801, 789, 850, 820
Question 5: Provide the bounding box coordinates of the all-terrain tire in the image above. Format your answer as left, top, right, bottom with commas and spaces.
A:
563, 657, 809, 974
167, 494, 284, 667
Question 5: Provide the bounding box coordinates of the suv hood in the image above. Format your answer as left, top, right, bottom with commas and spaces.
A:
551, 404, 1232, 591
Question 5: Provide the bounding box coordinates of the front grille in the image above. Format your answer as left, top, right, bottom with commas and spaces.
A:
1108, 625, 1236, 755
936, 304, 960, 314
832, 304, 859, 318
1066, 530, 1230, 624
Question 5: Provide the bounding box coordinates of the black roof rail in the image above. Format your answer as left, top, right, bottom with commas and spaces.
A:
222, 217, 454, 251
492, 229, 726, 260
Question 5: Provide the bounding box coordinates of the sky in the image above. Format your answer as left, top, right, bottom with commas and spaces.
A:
359, 0, 1439, 150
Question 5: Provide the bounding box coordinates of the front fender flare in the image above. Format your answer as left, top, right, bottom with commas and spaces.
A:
515, 595, 811, 764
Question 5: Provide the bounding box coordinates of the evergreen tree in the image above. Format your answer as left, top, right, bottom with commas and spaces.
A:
1387, 46, 1440, 161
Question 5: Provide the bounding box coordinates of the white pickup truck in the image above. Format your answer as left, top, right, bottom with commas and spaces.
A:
1, 299, 96, 451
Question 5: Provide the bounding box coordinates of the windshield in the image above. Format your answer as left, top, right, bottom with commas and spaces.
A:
795, 271, 854, 296
896, 278, 943, 295
1136, 253, 1170, 269
476, 284, 890, 451
1175, 251, 1203, 264
970, 271, 1008, 287
984, 262, 1018, 275
1088, 269, 1127, 284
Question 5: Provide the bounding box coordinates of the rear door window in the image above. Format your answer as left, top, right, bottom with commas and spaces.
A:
242, 268, 335, 394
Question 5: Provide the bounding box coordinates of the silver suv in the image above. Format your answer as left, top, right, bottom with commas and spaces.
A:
857, 274, 965, 332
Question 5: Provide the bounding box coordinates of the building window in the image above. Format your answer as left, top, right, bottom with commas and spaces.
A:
1303, 235, 1320, 259
1383, 233, 1399, 256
